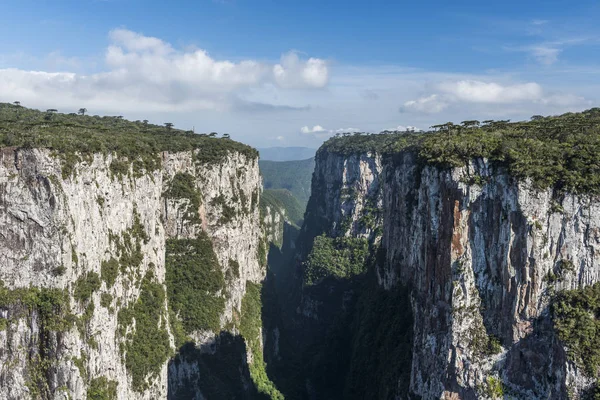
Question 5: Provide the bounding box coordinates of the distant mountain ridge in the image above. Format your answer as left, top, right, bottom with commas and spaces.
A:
258, 146, 316, 161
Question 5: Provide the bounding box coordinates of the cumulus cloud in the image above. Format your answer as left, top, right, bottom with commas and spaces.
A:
273, 51, 329, 89
400, 80, 589, 114
300, 125, 327, 134
438, 80, 543, 103
0, 29, 329, 113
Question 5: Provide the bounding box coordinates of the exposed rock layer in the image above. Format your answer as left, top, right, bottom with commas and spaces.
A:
0, 148, 264, 400
299, 149, 600, 399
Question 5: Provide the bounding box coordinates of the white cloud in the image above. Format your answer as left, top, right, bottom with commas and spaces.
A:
0, 29, 329, 113
335, 127, 360, 133
401, 94, 448, 113
273, 51, 329, 89
438, 80, 542, 103
300, 125, 327, 134
401, 80, 589, 114
529, 46, 561, 65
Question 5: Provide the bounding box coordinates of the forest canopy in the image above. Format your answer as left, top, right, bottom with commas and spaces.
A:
320, 108, 600, 194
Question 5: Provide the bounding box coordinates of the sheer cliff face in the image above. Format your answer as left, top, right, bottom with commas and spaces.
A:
0, 148, 263, 399
307, 150, 600, 399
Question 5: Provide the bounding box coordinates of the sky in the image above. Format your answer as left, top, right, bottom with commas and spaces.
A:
1, 0, 599, 148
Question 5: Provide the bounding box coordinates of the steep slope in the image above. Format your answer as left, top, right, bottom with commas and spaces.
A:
0, 105, 280, 400
270, 109, 600, 399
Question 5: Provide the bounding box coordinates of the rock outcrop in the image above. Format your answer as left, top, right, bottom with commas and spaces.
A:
0, 147, 264, 399
293, 148, 600, 399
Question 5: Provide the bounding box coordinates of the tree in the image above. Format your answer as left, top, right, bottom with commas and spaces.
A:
531, 115, 544, 121
222, 133, 230, 139
142, 120, 149, 125
461, 120, 480, 128
47, 109, 58, 113
164, 122, 174, 131
209, 132, 218, 137
13, 101, 20, 107
78, 108, 87, 116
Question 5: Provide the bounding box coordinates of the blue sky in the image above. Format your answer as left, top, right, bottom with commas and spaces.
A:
1, 0, 599, 147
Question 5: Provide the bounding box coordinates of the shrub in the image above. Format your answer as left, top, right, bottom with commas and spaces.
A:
101, 258, 119, 287
552, 282, 600, 377
304, 235, 369, 285
117, 271, 170, 392
87, 376, 118, 400
164, 173, 201, 223
165, 233, 225, 344
74, 272, 101, 303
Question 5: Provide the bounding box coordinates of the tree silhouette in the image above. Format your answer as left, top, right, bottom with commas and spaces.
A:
78, 108, 87, 116
13, 101, 20, 107
165, 122, 174, 131
209, 132, 218, 137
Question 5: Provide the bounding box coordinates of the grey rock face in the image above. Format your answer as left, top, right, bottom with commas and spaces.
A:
0, 148, 264, 399
309, 149, 600, 399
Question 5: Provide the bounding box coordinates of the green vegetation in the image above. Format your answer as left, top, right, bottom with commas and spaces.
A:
164, 172, 202, 223
259, 158, 315, 207
552, 282, 600, 377
165, 234, 226, 345
73, 272, 101, 303
239, 281, 284, 400
0, 103, 257, 178
101, 258, 119, 287
228, 258, 240, 279
210, 194, 237, 224
260, 189, 305, 227
100, 293, 113, 308
480, 376, 504, 399
52, 265, 67, 276
320, 109, 600, 194
117, 271, 171, 392
87, 376, 118, 400
73, 353, 88, 380
108, 209, 149, 280
26, 354, 53, 399
0, 282, 76, 396
304, 235, 370, 285
0, 282, 74, 331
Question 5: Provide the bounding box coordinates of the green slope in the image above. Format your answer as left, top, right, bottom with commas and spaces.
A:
260, 189, 305, 227
259, 158, 315, 208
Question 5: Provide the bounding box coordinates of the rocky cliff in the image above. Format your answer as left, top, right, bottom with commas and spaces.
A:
0, 146, 267, 399
290, 145, 600, 399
